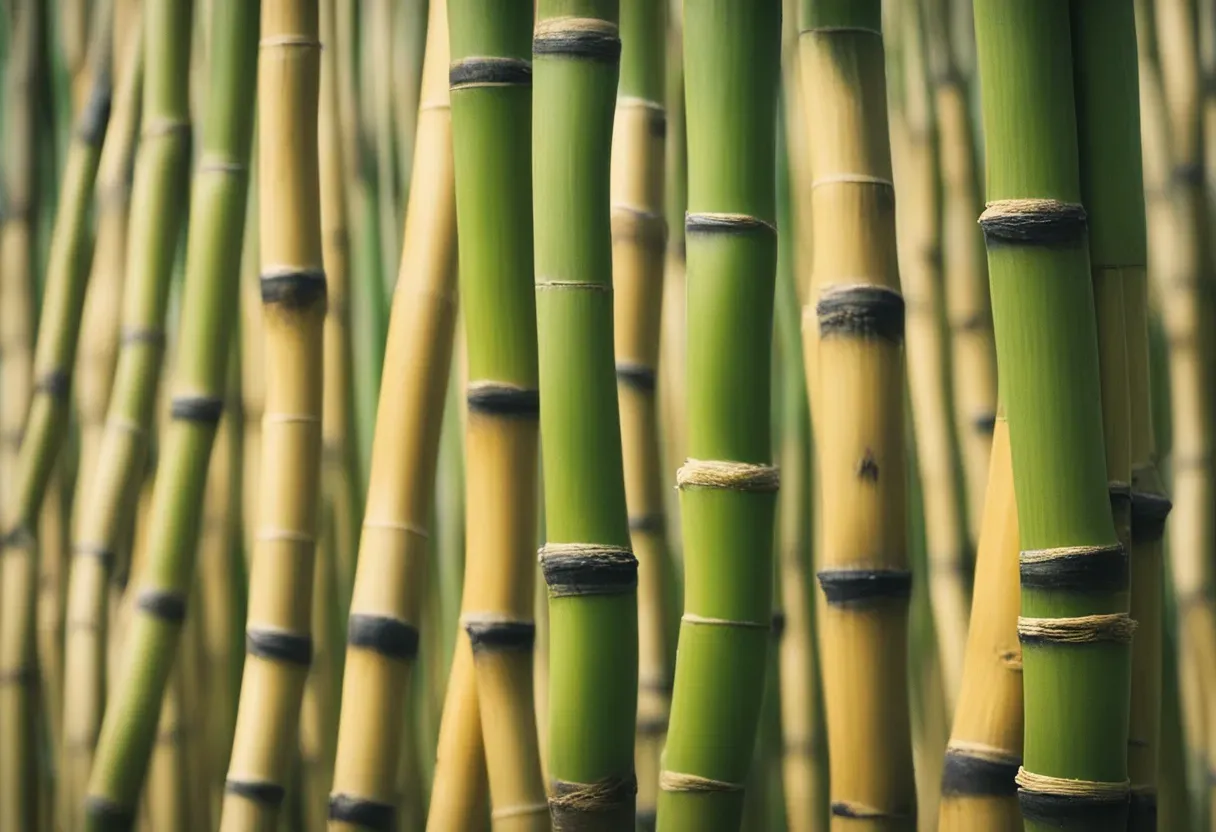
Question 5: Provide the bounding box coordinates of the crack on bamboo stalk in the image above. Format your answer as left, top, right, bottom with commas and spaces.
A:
463, 614, 536, 652
659, 770, 743, 793
77, 76, 113, 146
941, 744, 1020, 796
978, 199, 1087, 247
816, 568, 913, 606
327, 793, 395, 830
83, 796, 135, 826
135, 588, 187, 623
1016, 768, 1131, 825
831, 801, 912, 819
1130, 490, 1172, 544
466, 381, 540, 418
170, 394, 225, 424
533, 18, 621, 63
491, 801, 549, 821
224, 777, 287, 806
628, 513, 665, 534
682, 612, 769, 630
346, 613, 420, 661
71, 543, 115, 570
810, 173, 894, 190
616, 362, 656, 392
539, 543, 637, 597
816, 285, 905, 341
676, 458, 779, 492
611, 205, 666, 249
245, 627, 313, 666
685, 211, 777, 235
260, 268, 327, 308
449, 57, 532, 90
1019, 544, 1128, 593
34, 369, 70, 399
1017, 613, 1136, 645
550, 776, 637, 828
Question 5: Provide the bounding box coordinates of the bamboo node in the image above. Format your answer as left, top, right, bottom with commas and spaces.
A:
1019, 544, 1127, 593
658, 771, 743, 793
811, 173, 894, 190
817, 568, 912, 606
258, 35, 321, 50
449, 57, 532, 91
540, 543, 638, 597
347, 613, 419, 661
676, 458, 779, 493
462, 614, 536, 652
534, 18, 621, 64
1015, 767, 1130, 799
616, 362, 657, 393
536, 279, 612, 293
682, 612, 770, 630
140, 117, 190, 141
549, 776, 636, 827
816, 284, 905, 341
942, 744, 1020, 797
262, 412, 321, 425
361, 520, 429, 540
255, 529, 314, 544
198, 156, 248, 175
685, 211, 777, 235
831, 801, 912, 819
107, 416, 147, 437
611, 205, 667, 249
327, 794, 396, 828
491, 802, 549, 821
1017, 613, 1136, 646
978, 199, 1087, 246
467, 381, 540, 418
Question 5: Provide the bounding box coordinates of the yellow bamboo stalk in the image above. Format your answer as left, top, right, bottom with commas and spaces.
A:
328, 1, 459, 827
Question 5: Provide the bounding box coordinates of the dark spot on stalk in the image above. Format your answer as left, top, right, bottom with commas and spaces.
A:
328, 794, 396, 830
857, 450, 879, 482
1172, 162, 1205, 187
136, 589, 188, 623
171, 395, 224, 424
770, 611, 786, 639
972, 413, 997, 435
84, 796, 135, 826
77, 72, 113, 147
35, 370, 70, 399
647, 110, 667, 139
616, 362, 656, 393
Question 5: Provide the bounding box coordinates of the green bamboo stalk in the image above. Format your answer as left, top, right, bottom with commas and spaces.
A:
798, 0, 915, 826
973, 2, 1134, 829
217, 1, 323, 827
1071, 5, 1170, 830
658, 2, 780, 829
0, 8, 112, 830
531, 1, 638, 827
610, 1, 670, 825
443, 1, 550, 829
80, 0, 259, 826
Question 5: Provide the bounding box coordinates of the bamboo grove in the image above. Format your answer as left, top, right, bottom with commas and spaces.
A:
0, 0, 1213, 830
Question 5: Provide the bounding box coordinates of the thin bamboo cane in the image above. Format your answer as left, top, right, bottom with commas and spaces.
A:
0, 9, 113, 828
317, 0, 359, 615
1150, 0, 1216, 821
1160, 617, 1195, 831
81, 0, 259, 824
238, 151, 262, 570
299, 514, 339, 832
392, 0, 427, 218
62, 0, 194, 804
938, 409, 1022, 832
611, 2, 669, 826
217, 1, 325, 826
1072, 5, 1168, 830
799, 1, 916, 826
441, 2, 550, 829
144, 647, 189, 831
922, 0, 996, 542
973, 3, 1134, 829
62, 0, 93, 114
890, 0, 970, 713
329, 1, 458, 828
532, 1, 640, 827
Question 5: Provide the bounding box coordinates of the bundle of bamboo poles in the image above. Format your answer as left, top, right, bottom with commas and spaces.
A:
0, 1, 1209, 830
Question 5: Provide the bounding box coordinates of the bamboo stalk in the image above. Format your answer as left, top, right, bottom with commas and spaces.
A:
217, 1, 325, 826
67, 0, 195, 799
238, 148, 263, 570
81, 0, 260, 824
329, 0, 458, 827
938, 408, 1022, 832
1149, 0, 1216, 821
973, 2, 1134, 829
439, 1, 551, 829
1072, 4, 1168, 829
661, 2, 782, 829
0, 8, 114, 828
890, 0, 970, 713
799, 1, 916, 826
531, 2, 639, 827
610, 2, 670, 826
